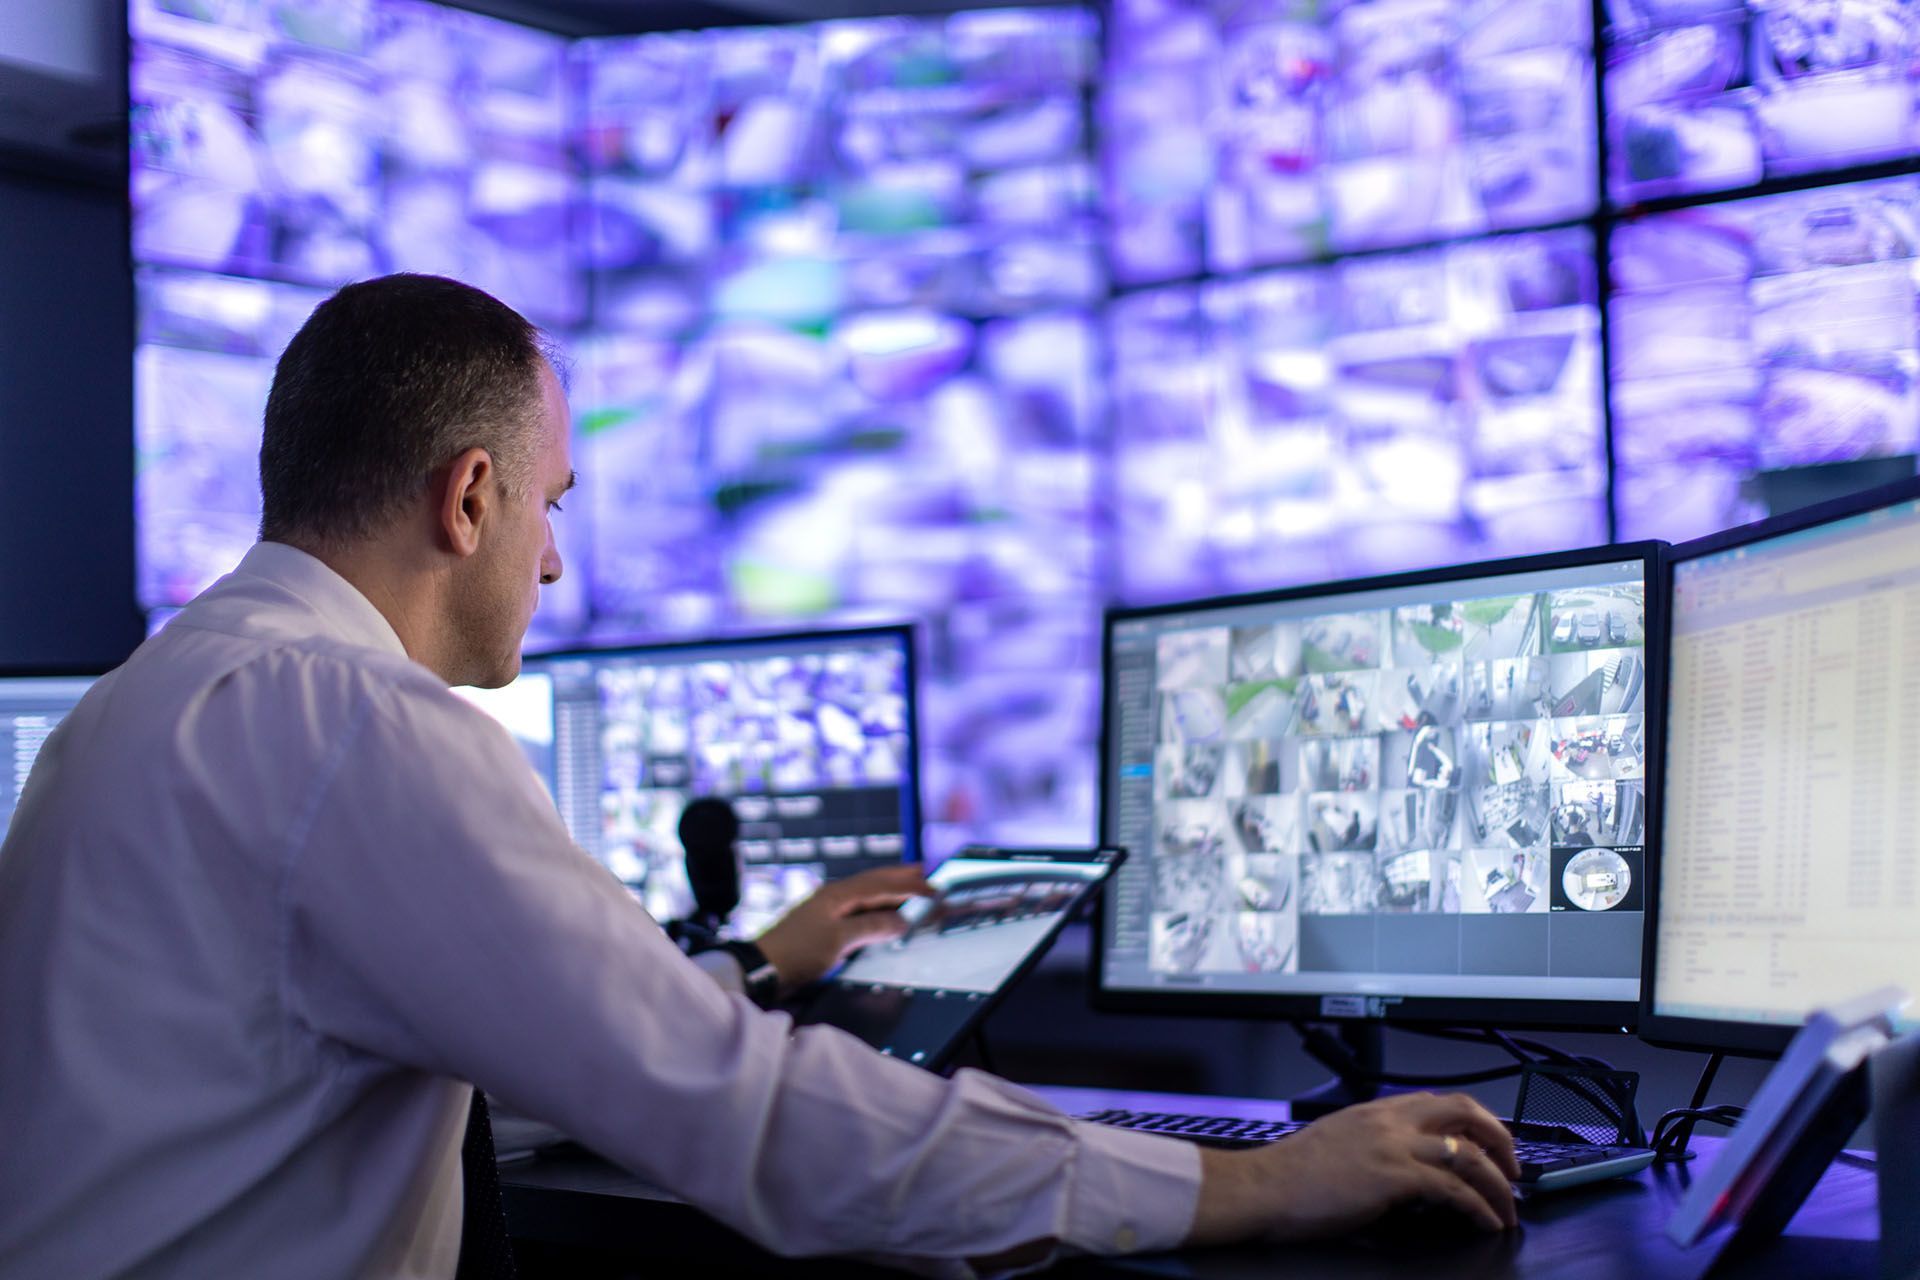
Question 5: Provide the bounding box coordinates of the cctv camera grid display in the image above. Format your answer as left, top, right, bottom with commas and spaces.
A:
1105, 561, 1647, 999
528, 636, 915, 936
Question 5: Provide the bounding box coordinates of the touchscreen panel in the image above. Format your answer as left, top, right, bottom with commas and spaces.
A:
800, 850, 1121, 1067
836, 854, 1115, 995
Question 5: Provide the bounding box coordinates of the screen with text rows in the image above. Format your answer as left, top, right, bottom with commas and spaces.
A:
1658, 495, 1920, 1030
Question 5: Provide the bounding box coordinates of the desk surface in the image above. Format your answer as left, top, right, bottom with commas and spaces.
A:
501, 1085, 1880, 1279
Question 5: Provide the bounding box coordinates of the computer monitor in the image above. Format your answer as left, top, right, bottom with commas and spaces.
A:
451, 673, 558, 805
0, 672, 101, 837
1096, 545, 1663, 1030
1643, 477, 1920, 1055
468, 625, 920, 938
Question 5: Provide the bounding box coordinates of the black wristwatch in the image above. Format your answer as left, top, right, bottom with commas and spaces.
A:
717, 940, 782, 1009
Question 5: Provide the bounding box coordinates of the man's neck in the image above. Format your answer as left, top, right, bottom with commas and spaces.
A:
281, 537, 457, 684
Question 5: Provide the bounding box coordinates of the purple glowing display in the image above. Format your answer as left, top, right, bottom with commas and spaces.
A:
570, 13, 1106, 855
130, 0, 586, 627
1610, 175, 1920, 541
1103, 0, 1597, 284
127, 0, 1919, 860
1111, 227, 1608, 601
130, 3, 1108, 857
1606, 0, 1920, 204
131, 0, 577, 321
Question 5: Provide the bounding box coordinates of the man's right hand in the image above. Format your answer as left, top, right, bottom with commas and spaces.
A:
1184, 1092, 1521, 1246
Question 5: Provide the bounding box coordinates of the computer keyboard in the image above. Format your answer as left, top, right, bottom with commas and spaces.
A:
1078, 1108, 1656, 1190
1078, 1108, 1306, 1147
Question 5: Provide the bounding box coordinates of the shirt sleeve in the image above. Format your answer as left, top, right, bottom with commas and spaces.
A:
689, 948, 746, 995
278, 678, 1201, 1265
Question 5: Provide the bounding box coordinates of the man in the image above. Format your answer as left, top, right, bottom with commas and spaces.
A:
0, 275, 1516, 1278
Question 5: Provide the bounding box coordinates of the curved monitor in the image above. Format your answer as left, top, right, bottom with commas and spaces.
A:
1643, 477, 1920, 1055
462, 625, 920, 939
1096, 545, 1664, 1029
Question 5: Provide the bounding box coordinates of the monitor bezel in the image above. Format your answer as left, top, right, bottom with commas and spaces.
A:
1639, 473, 1920, 1058
522, 622, 924, 866
1092, 541, 1667, 1032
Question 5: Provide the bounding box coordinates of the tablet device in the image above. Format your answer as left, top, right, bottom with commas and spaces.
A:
792, 846, 1126, 1070
1666, 986, 1904, 1270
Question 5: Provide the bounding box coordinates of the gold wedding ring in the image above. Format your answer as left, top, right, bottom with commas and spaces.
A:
1441, 1134, 1461, 1168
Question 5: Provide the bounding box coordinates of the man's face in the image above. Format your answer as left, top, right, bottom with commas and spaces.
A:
460, 361, 574, 688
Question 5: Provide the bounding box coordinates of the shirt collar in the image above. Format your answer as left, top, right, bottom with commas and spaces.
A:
228, 541, 411, 660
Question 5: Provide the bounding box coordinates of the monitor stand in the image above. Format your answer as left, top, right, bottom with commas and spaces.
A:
1289, 1022, 1411, 1120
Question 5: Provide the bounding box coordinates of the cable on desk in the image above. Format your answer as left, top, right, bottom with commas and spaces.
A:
1650, 1053, 1731, 1162
1651, 1107, 1745, 1161
1366, 1025, 1637, 1138
1687, 1052, 1724, 1112
1407, 1024, 1614, 1073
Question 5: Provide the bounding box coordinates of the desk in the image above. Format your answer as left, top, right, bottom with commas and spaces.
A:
501, 1086, 1880, 1279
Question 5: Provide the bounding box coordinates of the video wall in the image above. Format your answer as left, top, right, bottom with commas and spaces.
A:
129, 0, 1920, 858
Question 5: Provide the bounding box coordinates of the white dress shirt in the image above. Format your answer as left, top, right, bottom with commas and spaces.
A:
0, 543, 1199, 1279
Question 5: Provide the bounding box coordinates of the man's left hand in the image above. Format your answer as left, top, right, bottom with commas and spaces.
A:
755, 865, 935, 993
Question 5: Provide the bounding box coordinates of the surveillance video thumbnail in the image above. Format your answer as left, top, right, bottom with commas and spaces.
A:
1377, 847, 1462, 914
1550, 778, 1647, 848
1548, 715, 1645, 781
1544, 585, 1644, 653
1552, 845, 1643, 914
1460, 847, 1550, 914
1547, 650, 1647, 717
1149, 821, 1300, 974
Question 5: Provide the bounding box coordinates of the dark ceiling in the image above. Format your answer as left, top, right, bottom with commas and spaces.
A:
450, 0, 1079, 36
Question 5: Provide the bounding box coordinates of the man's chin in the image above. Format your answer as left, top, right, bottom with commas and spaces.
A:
463, 651, 522, 691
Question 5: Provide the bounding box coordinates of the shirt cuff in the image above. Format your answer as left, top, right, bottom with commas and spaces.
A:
1061, 1119, 1203, 1257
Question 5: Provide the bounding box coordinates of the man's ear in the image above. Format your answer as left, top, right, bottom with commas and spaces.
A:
436, 446, 495, 559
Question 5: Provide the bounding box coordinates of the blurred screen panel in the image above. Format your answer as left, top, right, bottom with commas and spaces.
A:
1605, 0, 1920, 204
134, 267, 326, 606
1112, 228, 1607, 599
572, 11, 1106, 853
1102, 0, 1597, 283
1609, 175, 1920, 540
131, 0, 578, 327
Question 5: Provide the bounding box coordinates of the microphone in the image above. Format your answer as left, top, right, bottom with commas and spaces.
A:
678, 796, 741, 932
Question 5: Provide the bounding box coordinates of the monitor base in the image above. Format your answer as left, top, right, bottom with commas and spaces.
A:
1289, 1076, 1417, 1121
